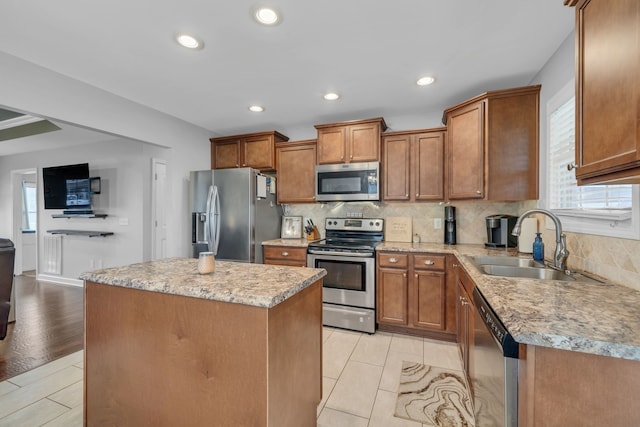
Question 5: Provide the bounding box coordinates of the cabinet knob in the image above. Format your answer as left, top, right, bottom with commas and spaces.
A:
416, 193, 419, 197
405, 194, 408, 197
282, 252, 289, 257
424, 260, 435, 265
453, 263, 459, 268
341, 156, 344, 161
242, 163, 246, 167
350, 155, 353, 160
476, 190, 481, 195
235, 164, 239, 167
567, 162, 578, 171
415, 273, 418, 278
389, 257, 398, 263
403, 273, 407, 278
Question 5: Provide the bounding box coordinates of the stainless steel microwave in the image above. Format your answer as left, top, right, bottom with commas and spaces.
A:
315, 162, 379, 202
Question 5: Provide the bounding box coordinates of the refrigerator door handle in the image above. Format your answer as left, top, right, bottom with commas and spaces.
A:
210, 185, 221, 255
205, 185, 214, 252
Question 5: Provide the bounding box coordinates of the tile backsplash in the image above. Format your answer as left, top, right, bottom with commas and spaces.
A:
286, 200, 640, 291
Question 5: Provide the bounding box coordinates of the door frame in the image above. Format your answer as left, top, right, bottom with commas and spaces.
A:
11, 167, 38, 276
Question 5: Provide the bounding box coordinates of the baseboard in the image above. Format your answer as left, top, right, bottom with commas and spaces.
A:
37, 274, 84, 287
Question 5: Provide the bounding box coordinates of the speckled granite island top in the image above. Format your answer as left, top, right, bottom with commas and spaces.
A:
80, 258, 326, 308
378, 242, 640, 361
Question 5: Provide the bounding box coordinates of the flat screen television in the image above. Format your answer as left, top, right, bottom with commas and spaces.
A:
43, 163, 92, 211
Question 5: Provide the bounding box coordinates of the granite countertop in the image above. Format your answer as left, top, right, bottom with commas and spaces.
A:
80, 258, 326, 309
377, 242, 640, 361
262, 238, 316, 247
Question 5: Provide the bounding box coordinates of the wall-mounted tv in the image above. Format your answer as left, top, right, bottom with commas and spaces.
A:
43, 163, 91, 210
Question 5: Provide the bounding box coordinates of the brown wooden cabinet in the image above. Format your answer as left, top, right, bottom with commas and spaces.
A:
377, 251, 454, 340
263, 245, 307, 267
382, 128, 445, 202
443, 85, 540, 201
275, 139, 317, 204
455, 263, 475, 389
567, 0, 640, 185
314, 117, 387, 164
211, 131, 289, 171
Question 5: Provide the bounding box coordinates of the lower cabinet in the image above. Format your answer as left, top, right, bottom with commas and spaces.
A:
263, 245, 307, 267
456, 263, 475, 388
377, 251, 455, 340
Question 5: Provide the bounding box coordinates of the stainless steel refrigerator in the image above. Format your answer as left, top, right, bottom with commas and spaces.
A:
189, 168, 282, 263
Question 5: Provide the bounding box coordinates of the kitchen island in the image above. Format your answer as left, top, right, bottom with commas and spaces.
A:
80, 258, 326, 427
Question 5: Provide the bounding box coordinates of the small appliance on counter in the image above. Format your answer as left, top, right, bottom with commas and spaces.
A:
444, 205, 456, 245
485, 214, 518, 248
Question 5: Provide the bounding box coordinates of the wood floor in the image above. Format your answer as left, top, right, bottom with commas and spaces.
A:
0, 274, 84, 381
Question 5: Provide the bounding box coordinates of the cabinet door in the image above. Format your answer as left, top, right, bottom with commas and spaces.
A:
456, 279, 469, 374
382, 134, 411, 201
213, 140, 241, 169
276, 142, 317, 203
574, 0, 640, 184
317, 127, 346, 164
243, 135, 275, 170
415, 132, 445, 200
349, 122, 380, 162
447, 101, 484, 199
377, 267, 408, 325
411, 270, 445, 330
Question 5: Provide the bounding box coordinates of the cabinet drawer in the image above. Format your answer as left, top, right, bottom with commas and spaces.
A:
263, 246, 307, 263
413, 254, 445, 271
378, 253, 409, 268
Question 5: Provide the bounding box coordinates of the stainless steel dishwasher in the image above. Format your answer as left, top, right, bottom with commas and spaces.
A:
472, 287, 519, 427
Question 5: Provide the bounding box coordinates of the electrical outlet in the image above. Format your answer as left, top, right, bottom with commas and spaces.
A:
434, 218, 442, 229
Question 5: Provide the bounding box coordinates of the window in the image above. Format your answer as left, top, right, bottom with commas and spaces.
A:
22, 180, 37, 231
544, 80, 639, 239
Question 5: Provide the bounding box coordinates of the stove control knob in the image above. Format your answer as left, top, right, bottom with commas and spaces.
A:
333, 221, 338, 225
369, 221, 374, 226
375, 221, 380, 227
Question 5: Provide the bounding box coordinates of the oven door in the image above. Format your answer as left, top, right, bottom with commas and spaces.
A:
307, 253, 375, 309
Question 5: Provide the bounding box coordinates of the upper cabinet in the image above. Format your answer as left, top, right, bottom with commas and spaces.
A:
210, 131, 289, 171
567, 0, 640, 185
275, 139, 317, 204
382, 128, 445, 202
443, 85, 540, 201
314, 117, 387, 164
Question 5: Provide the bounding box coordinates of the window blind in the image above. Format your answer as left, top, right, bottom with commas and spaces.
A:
548, 97, 632, 211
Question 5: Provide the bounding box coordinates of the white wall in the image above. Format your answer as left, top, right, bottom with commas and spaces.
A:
0, 51, 213, 273
0, 138, 167, 283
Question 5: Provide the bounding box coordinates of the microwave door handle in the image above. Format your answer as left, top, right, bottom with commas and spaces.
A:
211, 186, 221, 255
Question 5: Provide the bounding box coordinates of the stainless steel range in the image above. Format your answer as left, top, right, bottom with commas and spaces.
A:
307, 217, 383, 334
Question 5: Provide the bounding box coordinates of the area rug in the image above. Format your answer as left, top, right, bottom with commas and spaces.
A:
394, 361, 475, 427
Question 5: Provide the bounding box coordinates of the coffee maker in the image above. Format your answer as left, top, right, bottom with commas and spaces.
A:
444, 206, 456, 245
485, 214, 518, 247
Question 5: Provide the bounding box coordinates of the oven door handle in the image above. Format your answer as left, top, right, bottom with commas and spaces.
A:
323, 305, 371, 317
307, 249, 374, 257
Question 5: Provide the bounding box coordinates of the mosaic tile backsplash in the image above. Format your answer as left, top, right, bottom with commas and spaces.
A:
286, 200, 640, 291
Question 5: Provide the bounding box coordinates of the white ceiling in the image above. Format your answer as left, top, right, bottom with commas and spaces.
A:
0, 0, 574, 154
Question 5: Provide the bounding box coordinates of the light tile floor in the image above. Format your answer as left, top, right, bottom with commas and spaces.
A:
0, 328, 462, 426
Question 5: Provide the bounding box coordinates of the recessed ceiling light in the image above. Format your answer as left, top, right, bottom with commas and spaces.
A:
249, 105, 264, 112
254, 7, 280, 25
323, 93, 340, 101
176, 33, 204, 50
416, 76, 435, 86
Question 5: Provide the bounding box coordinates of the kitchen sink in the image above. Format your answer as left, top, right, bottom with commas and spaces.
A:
471, 255, 544, 268
479, 264, 576, 281
468, 255, 601, 283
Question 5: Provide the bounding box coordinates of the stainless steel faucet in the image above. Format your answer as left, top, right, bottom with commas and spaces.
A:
512, 209, 569, 271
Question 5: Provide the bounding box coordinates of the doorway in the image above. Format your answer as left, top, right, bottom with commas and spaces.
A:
151, 158, 167, 260
11, 168, 37, 276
